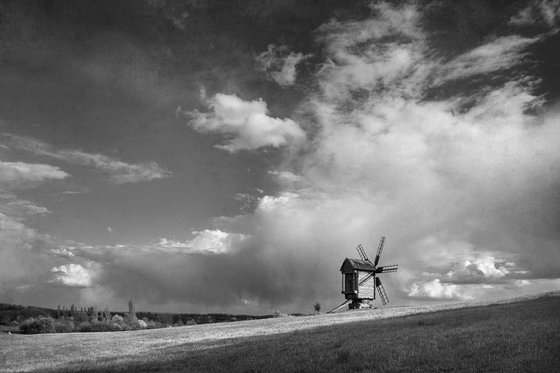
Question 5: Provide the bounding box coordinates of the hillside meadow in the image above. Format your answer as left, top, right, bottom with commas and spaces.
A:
1, 293, 559, 372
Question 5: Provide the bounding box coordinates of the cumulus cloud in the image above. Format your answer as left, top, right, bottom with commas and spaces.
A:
157, 229, 248, 254
185, 94, 305, 152
409, 279, 473, 300
1, 133, 171, 184
51, 264, 93, 287
299, 2, 560, 302
51, 247, 75, 258
256, 44, 311, 86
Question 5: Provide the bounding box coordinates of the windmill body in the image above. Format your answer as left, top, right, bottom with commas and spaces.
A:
339, 237, 398, 309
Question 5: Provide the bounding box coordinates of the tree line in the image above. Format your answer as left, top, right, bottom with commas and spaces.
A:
0, 301, 272, 334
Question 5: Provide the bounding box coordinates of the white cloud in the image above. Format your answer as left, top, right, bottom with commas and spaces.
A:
409, 279, 473, 300
0, 161, 68, 190
185, 94, 305, 152
509, 0, 560, 27
57, 150, 171, 184
0, 194, 50, 217
256, 44, 311, 86
1, 133, 171, 184
51, 247, 75, 258
515, 279, 531, 287
51, 263, 93, 287
444, 256, 512, 284
435, 35, 539, 84
157, 229, 247, 254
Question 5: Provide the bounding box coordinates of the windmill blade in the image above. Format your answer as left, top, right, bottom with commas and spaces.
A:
373, 236, 385, 266
375, 277, 389, 305
376, 264, 398, 273
356, 244, 369, 262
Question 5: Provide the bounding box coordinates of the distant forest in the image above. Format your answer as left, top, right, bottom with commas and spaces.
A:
0, 302, 273, 334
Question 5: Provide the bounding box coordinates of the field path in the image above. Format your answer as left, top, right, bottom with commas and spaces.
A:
0, 294, 550, 372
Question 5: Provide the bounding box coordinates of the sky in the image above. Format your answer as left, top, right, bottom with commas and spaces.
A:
1, 0, 559, 314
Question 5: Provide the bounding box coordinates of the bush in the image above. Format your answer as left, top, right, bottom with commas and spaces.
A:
78, 321, 121, 332
314, 303, 321, 313
20, 317, 56, 334
54, 319, 75, 333
146, 320, 165, 329
90, 321, 121, 332
123, 319, 148, 330
77, 321, 93, 332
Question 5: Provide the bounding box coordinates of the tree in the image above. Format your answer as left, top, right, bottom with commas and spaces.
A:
128, 299, 137, 322
314, 303, 321, 313
103, 307, 111, 322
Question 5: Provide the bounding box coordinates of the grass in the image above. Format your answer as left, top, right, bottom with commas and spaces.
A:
1, 293, 559, 372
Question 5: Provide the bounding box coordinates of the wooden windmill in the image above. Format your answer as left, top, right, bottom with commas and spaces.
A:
338, 236, 398, 310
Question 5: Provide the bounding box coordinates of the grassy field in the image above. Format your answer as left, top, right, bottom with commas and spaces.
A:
1, 293, 559, 372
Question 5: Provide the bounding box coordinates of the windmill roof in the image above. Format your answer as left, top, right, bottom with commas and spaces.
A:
340, 258, 376, 272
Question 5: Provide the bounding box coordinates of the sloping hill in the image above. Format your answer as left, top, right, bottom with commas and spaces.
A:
1, 292, 559, 372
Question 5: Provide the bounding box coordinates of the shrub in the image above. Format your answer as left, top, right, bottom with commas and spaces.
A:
20, 317, 56, 334
89, 321, 120, 332
146, 320, 165, 329
111, 314, 124, 324
54, 319, 75, 333
124, 319, 147, 330
174, 319, 184, 327
77, 321, 93, 332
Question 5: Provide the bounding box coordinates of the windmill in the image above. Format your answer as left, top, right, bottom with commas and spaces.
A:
333, 236, 398, 311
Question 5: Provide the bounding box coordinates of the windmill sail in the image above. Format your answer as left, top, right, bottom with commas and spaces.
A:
375, 277, 389, 305
376, 264, 398, 273
373, 236, 385, 266
356, 244, 369, 262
